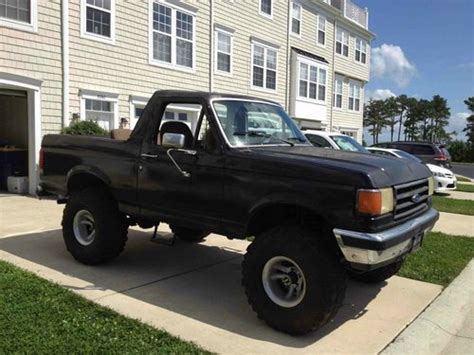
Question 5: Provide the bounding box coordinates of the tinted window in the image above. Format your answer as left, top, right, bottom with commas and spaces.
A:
411, 145, 435, 155
370, 150, 395, 157
306, 134, 333, 148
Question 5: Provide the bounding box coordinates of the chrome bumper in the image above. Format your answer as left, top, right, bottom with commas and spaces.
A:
334, 208, 439, 267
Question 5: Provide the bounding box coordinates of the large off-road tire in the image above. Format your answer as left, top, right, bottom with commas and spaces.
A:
170, 225, 209, 242
242, 225, 347, 335
349, 259, 404, 283
62, 187, 128, 265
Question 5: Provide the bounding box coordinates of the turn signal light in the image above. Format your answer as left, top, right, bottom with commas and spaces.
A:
357, 188, 394, 215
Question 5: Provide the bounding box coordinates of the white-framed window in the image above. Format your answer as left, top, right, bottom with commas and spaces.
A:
149, 0, 196, 70
317, 14, 326, 46
298, 61, 327, 102
291, 2, 301, 36
215, 29, 232, 75
251, 42, 277, 91
333, 77, 343, 109
0, 0, 37, 32
348, 82, 362, 112
259, 0, 272, 18
81, 0, 115, 43
129, 96, 149, 129
80, 91, 119, 131
336, 27, 349, 57
355, 37, 367, 64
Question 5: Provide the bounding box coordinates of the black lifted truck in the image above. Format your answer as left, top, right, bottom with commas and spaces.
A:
39, 91, 439, 335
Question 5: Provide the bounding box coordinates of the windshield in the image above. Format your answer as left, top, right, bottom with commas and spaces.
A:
395, 149, 423, 163
212, 100, 307, 147
330, 135, 367, 153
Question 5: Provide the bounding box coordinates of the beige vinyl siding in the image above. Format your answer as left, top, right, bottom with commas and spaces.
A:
333, 24, 370, 82
332, 77, 364, 139
212, 0, 288, 106
289, 4, 335, 123
68, 0, 211, 123
0, 2, 63, 134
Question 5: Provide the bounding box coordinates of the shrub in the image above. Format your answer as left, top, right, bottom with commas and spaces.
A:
61, 120, 108, 136
447, 140, 474, 162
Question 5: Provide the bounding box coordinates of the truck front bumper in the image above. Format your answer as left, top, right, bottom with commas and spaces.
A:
333, 208, 439, 270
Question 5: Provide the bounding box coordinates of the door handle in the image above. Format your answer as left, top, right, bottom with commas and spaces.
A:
141, 153, 158, 159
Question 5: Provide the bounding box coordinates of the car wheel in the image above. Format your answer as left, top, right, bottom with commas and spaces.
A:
242, 225, 347, 335
62, 187, 128, 265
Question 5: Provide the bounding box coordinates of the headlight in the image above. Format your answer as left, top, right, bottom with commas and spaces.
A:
433, 172, 446, 178
428, 176, 434, 195
357, 187, 394, 215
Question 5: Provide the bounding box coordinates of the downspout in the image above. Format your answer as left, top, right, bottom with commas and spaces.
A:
209, 0, 214, 93
329, 19, 337, 131
284, 0, 291, 111
61, 0, 69, 127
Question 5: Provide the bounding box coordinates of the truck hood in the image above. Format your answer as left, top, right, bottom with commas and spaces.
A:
237, 145, 432, 188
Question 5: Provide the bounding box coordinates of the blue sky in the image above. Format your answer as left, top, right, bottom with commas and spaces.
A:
357, 0, 474, 142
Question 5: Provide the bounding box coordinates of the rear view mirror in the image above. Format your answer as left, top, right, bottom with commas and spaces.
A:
162, 133, 185, 149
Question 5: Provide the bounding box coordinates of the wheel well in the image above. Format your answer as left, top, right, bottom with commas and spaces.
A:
246, 204, 341, 257
67, 173, 108, 195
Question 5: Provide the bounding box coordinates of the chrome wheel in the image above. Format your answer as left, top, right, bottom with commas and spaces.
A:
73, 210, 96, 246
262, 256, 306, 308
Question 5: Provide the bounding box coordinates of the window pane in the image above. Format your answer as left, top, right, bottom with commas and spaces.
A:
300, 63, 308, 80
217, 52, 231, 72
253, 46, 264, 66
355, 99, 360, 111
343, 45, 348, 57
153, 32, 171, 62
266, 49, 277, 70
253, 66, 264, 87
266, 70, 276, 89
165, 111, 175, 120
261, 0, 272, 15
336, 95, 342, 107
86, 7, 111, 37
361, 53, 366, 63
309, 83, 317, 99
355, 50, 360, 62
217, 32, 231, 53
318, 68, 326, 84
176, 11, 193, 40
309, 66, 317, 82
318, 16, 325, 31
1, 0, 30, 23
336, 42, 342, 54
349, 97, 354, 110
318, 85, 325, 101
92, 100, 101, 111
178, 113, 188, 121
318, 30, 325, 45
154, 3, 171, 33
292, 3, 301, 18
176, 38, 193, 67
292, 18, 300, 34
299, 80, 308, 97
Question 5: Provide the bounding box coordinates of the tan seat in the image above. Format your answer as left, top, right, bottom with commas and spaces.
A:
110, 129, 132, 141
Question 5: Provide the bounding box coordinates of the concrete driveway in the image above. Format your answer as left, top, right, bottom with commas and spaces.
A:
0, 195, 442, 354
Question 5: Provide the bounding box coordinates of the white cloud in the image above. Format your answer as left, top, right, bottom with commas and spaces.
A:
365, 88, 396, 102
448, 112, 469, 140
371, 44, 416, 87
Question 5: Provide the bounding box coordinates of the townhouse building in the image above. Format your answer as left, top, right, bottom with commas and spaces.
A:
0, 0, 373, 194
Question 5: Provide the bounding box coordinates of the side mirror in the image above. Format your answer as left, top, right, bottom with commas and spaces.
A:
162, 133, 185, 149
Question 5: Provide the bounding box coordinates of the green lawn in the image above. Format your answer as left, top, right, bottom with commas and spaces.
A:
399, 232, 474, 287
432, 195, 474, 216
0, 260, 209, 354
456, 175, 472, 182
457, 183, 474, 193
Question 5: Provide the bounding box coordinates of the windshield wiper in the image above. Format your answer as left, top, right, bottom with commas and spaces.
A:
233, 132, 294, 146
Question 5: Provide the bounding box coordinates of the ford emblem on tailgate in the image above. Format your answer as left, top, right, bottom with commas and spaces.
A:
411, 193, 421, 203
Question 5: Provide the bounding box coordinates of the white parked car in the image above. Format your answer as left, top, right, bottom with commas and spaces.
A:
367, 147, 457, 192
302, 130, 368, 153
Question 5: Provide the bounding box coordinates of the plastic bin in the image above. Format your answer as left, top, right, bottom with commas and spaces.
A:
7, 176, 29, 194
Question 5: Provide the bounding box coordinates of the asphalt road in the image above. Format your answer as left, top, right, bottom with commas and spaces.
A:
451, 163, 474, 179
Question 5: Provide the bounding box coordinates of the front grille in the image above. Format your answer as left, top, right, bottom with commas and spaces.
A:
394, 178, 430, 220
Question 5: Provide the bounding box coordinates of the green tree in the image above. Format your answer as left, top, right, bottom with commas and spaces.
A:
396, 94, 409, 141
404, 98, 422, 141
364, 99, 388, 144
429, 95, 450, 143
383, 96, 399, 142
464, 97, 474, 145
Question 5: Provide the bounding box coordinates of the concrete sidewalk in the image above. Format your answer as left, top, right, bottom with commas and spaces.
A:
0, 195, 442, 354
433, 212, 474, 237
382, 259, 474, 355
438, 191, 474, 201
